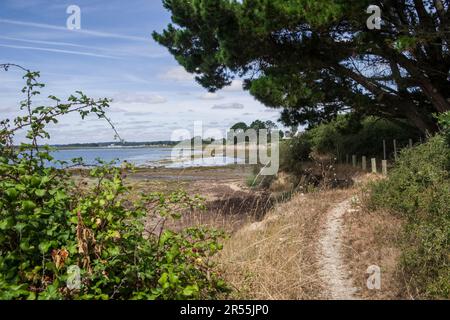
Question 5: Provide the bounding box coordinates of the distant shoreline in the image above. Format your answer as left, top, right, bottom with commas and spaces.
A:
51, 142, 273, 151
53, 145, 173, 151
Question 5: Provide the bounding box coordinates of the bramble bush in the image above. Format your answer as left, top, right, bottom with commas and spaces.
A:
0, 65, 229, 300
370, 113, 450, 298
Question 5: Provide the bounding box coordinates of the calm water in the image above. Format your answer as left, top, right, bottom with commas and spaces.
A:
50, 147, 173, 167
50, 147, 242, 168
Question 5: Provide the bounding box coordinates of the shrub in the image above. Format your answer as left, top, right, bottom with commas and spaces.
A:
280, 115, 420, 175
370, 134, 450, 298
437, 111, 450, 146
279, 134, 312, 174
0, 65, 228, 300
308, 116, 421, 160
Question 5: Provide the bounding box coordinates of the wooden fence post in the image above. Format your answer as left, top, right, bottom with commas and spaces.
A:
352, 155, 357, 167
393, 140, 398, 161
371, 158, 377, 173
409, 139, 413, 148
382, 160, 388, 176
383, 140, 387, 160
362, 156, 367, 171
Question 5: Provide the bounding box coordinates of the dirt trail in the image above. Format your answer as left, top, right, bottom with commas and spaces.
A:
318, 198, 358, 300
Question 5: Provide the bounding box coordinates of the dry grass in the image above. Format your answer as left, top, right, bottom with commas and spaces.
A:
341, 182, 407, 299
166, 188, 273, 233
216, 188, 353, 300
168, 205, 259, 234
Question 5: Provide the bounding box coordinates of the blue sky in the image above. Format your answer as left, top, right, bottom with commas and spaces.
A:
0, 0, 281, 144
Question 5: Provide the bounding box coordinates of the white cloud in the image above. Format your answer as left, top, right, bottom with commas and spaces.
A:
212, 102, 244, 110
0, 106, 16, 113
0, 35, 93, 49
198, 92, 223, 100
264, 108, 280, 113
113, 92, 167, 104
222, 79, 243, 92
121, 74, 152, 85
123, 111, 155, 116
159, 66, 194, 82
0, 18, 150, 42
106, 106, 128, 113
0, 43, 120, 59
0, 36, 166, 59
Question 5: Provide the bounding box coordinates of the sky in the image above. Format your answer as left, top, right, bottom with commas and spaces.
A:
0, 0, 282, 144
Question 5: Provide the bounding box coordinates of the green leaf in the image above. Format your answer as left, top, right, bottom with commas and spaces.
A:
182, 284, 199, 297
38, 241, 53, 254
55, 190, 67, 201
21, 200, 36, 211
0, 217, 14, 230
14, 223, 27, 232
27, 292, 37, 300
5, 188, 19, 199
34, 189, 47, 197
158, 273, 168, 286
20, 241, 33, 251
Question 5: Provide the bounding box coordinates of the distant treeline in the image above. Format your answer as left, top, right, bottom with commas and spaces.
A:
51, 141, 179, 149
